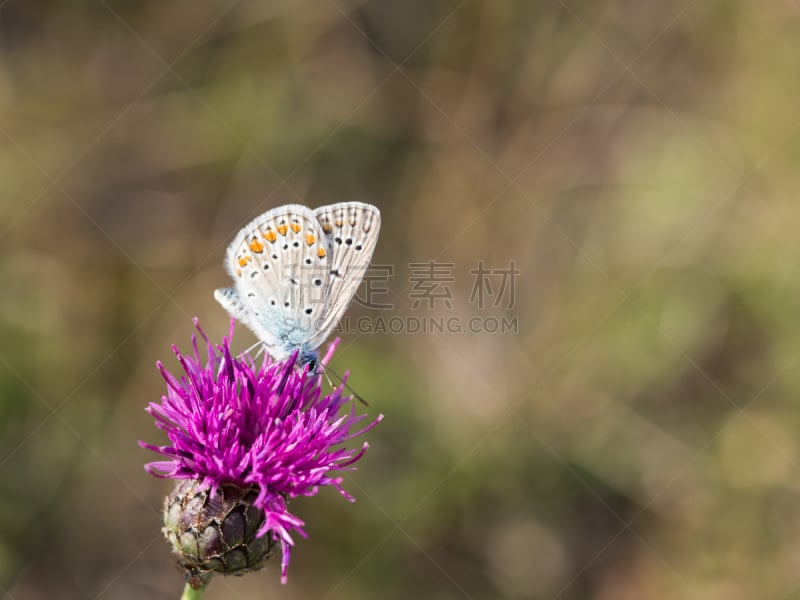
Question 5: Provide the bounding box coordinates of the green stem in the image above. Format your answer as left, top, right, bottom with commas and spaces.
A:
180, 581, 208, 600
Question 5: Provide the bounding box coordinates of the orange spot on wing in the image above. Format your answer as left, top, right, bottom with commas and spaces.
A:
290, 223, 301, 233
263, 229, 277, 242
237, 255, 252, 267
317, 246, 326, 258
249, 239, 265, 253
236, 269, 242, 277
305, 233, 316, 245
321, 223, 332, 233
277, 224, 288, 235
334, 219, 343, 228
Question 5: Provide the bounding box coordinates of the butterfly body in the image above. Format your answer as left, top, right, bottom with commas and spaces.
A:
215, 202, 381, 368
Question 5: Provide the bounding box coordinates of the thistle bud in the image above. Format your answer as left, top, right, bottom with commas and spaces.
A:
163, 479, 273, 589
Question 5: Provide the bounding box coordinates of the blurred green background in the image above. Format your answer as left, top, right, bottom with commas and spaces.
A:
2, 1, 800, 598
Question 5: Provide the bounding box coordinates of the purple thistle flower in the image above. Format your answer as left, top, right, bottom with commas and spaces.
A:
140, 318, 382, 584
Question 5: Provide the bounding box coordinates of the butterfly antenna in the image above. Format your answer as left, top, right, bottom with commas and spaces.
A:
319, 364, 369, 406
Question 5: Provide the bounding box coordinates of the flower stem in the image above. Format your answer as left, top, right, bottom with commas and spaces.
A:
180, 582, 208, 600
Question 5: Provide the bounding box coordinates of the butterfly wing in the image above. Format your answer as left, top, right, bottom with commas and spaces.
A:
213, 285, 281, 349
215, 204, 333, 358
309, 202, 381, 348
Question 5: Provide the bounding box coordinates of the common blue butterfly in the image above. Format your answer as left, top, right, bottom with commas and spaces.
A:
214, 202, 381, 370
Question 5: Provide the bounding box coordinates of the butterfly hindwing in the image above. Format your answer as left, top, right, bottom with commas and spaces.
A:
213, 286, 282, 354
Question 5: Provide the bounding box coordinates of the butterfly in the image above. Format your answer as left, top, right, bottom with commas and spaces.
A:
214, 202, 381, 371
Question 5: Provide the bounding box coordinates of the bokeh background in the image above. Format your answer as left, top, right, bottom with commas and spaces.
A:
2, 1, 800, 598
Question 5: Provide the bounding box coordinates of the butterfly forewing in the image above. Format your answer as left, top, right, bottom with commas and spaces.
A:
310, 202, 381, 347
